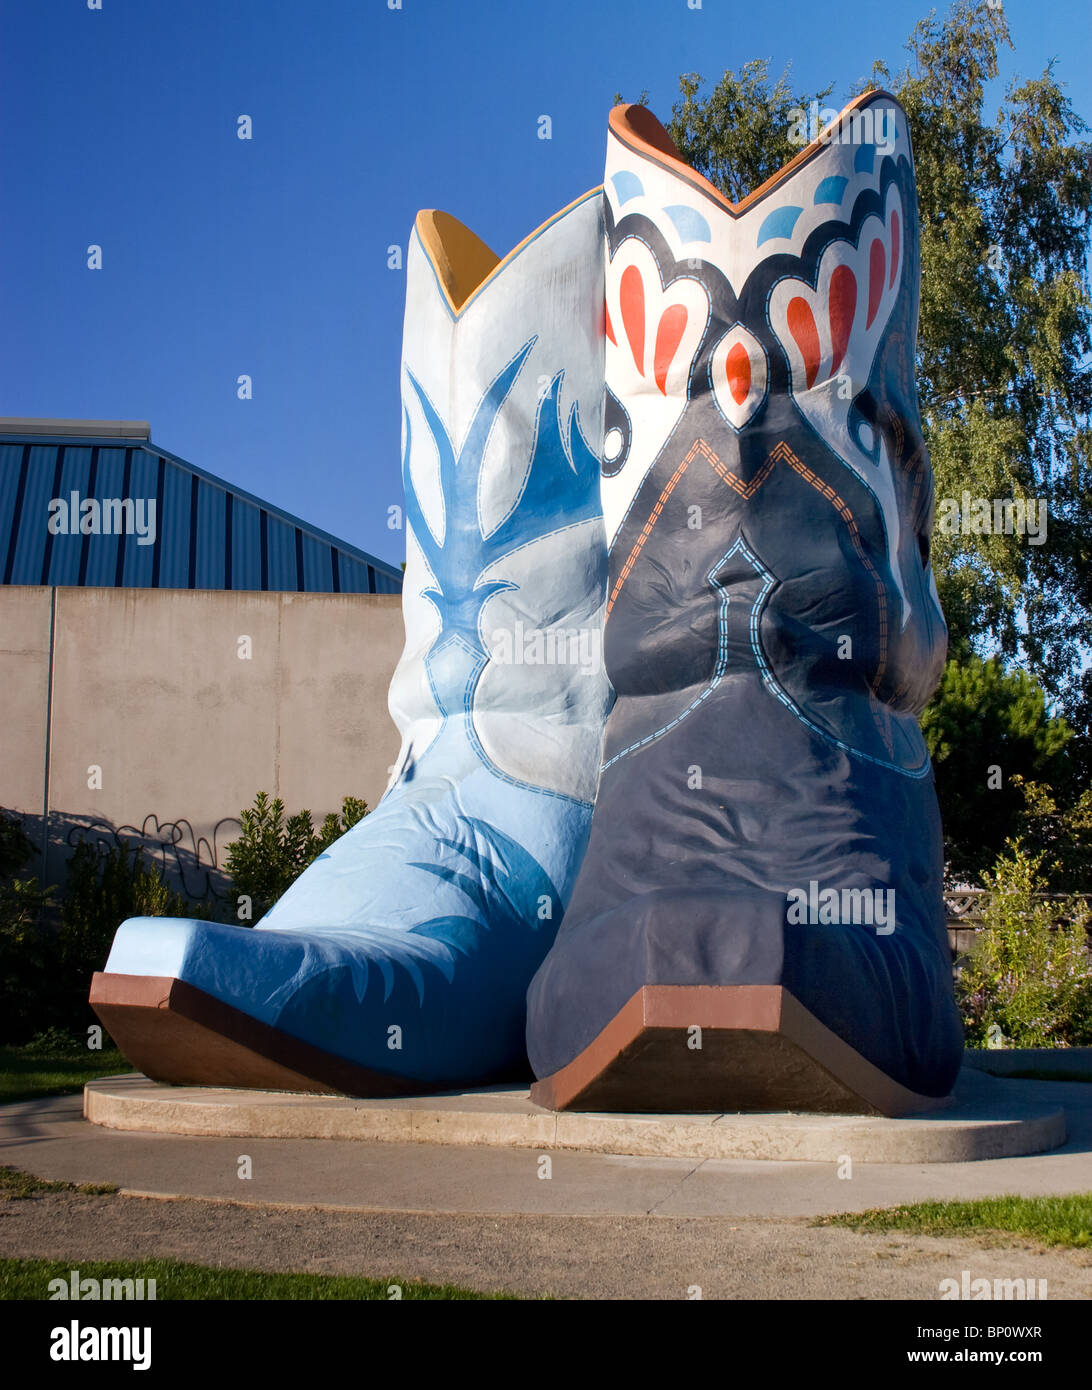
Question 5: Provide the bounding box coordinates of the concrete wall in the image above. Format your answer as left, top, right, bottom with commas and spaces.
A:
0, 586, 404, 899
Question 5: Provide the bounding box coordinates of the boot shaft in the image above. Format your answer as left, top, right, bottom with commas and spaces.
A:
389, 191, 611, 805
600, 94, 946, 765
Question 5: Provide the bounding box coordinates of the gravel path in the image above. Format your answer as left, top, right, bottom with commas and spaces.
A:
2, 1189, 1090, 1300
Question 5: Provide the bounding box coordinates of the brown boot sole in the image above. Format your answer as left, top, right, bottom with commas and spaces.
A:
530, 985, 950, 1117
89, 972, 423, 1097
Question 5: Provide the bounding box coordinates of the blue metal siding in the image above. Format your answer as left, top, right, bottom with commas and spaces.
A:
230, 496, 262, 589
194, 480, 226, 589
264, 514, 297, 591
0, 446, 24, 567
301, 532, 332, 592
0, 446, 28, 583
81, 448, 127, 587
373, 568, 402, 595
338, 554, 371, 594
46, 446, 91, 586
0, 434, 402, 595
6, 446, 56, 585
122, 449, 159, 587
157, 456, 192, 588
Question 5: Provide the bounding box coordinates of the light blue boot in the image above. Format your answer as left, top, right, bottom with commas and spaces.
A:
93, 191, 611, 1093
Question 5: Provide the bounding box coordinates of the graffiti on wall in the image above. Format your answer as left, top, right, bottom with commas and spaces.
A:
65, 815, 241, 902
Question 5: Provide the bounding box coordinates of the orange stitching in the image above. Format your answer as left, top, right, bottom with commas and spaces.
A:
606, 438, 890, 690
606, 449, 697, 616
606, 439, 779, 616
768, 441, 888, 687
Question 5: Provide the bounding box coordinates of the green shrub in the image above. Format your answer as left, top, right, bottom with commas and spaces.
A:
43, 841, 203, 1043
0, 879, 56, 1039
1014, 776, 1092, 892
957, 841, 1092, 1047
0, 787, 371, 1044
0, 813, 37, 879
0, 813, 56, 1043
224, 791, 368, 921
20, 1026, 84, 1055
0, 830, 216, 1045
61, 838, 190, 958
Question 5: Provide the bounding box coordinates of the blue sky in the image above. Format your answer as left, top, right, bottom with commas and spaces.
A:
2, 0, 1089, 568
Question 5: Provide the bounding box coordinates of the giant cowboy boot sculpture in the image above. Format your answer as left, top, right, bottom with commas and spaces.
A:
526, 95, 964, 1116
91, 191, 611, 1094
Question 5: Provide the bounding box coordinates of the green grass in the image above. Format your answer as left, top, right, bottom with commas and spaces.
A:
0, 1042, 129, 1105
817, 1193, 1092, 1249
0, 1257, 518, 1301
0, 1165, 117, 1200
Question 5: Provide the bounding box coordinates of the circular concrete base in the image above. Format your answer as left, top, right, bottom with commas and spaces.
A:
84, 1065, 1067, 1164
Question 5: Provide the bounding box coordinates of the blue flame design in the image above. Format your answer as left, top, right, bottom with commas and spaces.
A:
402, 336, 602, 695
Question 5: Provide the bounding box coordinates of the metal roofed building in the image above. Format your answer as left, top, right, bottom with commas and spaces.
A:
0, 418, 402, 594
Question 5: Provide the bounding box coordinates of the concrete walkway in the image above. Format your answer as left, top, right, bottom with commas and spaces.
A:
3, 1074, 1091, 1298
2, 1072, 1091, 1218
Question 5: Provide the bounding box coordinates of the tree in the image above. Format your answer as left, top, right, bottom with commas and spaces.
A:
1011, 776, 1092, 892
663, 62, 834, 207
867, 3, 1092, 699
921, 655, 1071, 877
634, 0, 1092, 731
